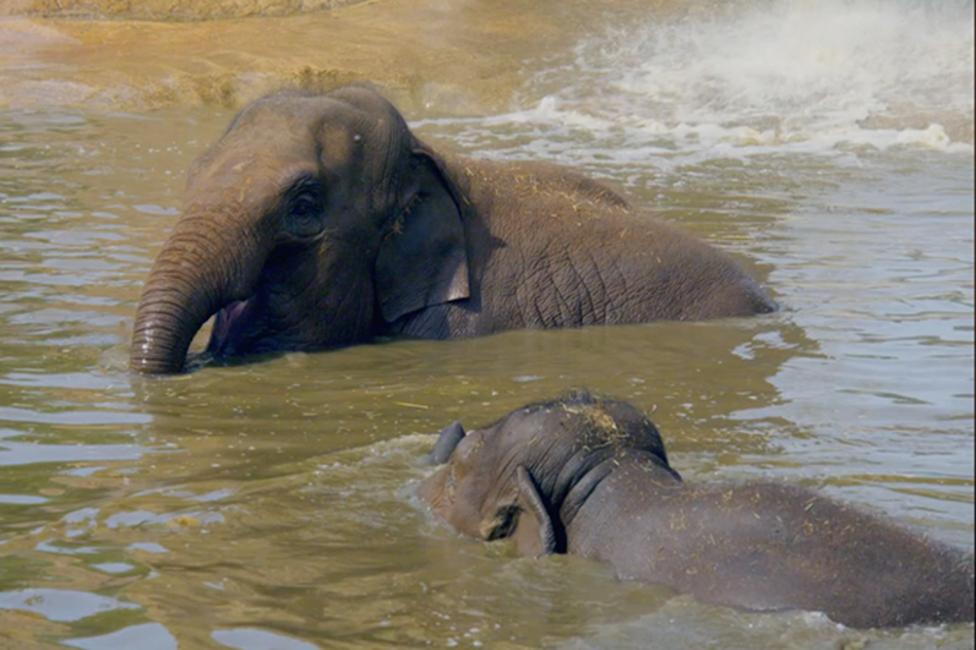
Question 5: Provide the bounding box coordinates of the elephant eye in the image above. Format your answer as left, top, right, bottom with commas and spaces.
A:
282, 190, 324, 241
292, 194, 318, 218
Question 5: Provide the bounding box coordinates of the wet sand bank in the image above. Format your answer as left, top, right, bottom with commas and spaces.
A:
0, 0, 671, 115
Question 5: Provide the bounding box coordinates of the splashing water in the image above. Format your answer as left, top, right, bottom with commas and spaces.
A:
445, 0, 974, 163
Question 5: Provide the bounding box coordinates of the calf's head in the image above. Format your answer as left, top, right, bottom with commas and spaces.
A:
419, 392, 679, 556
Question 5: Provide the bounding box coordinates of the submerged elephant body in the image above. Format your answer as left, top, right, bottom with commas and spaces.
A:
419, 393, 975, 628
131, 85, 773, 373
386, 158, 772, 339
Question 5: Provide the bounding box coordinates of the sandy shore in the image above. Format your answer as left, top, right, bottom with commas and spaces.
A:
3, 0, 363, 20
0, 0, 674, 115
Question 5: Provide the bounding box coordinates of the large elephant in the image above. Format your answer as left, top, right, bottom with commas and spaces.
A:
419, 393, 975, 628
131, 85, 774, 373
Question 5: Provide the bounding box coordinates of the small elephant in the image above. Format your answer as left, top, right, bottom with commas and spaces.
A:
419, 393, 975, 628
131, 85, 774, 373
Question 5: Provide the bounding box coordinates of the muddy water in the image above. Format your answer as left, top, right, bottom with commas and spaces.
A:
1, 1, 974, 648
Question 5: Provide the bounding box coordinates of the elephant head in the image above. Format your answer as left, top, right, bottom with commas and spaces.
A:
419, 392, 680, 556
131, 86, 469, 373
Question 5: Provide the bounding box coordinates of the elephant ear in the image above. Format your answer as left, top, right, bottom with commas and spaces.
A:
424, 420, 466, 466
375, 144, 470, 323
479, 466, 559, 558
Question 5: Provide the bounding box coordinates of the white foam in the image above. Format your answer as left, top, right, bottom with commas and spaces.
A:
445, 1, 975, 162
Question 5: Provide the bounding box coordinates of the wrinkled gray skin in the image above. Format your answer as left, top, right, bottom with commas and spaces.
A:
130, 85, 774, 373
419, 393, 975, 628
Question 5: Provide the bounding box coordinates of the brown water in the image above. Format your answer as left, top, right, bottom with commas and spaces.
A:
1, 1, 974, 648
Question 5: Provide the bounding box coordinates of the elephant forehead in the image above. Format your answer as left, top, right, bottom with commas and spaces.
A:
230, 93, 340, 129
505, 399, 656, 456
231, 94, 388, 142
318, 124, 361, 169
560, 403, 621, 437
183, 159, 320, 218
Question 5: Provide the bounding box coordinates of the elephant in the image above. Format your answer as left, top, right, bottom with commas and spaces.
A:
419, 392, 975, 628
131, 85, 775, 374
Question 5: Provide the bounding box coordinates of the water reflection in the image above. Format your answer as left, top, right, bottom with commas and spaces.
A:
64, 622, 178, 650
0, 587, 140, 621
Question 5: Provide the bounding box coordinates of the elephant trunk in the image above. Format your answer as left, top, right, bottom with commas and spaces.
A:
130, 210, 262, 374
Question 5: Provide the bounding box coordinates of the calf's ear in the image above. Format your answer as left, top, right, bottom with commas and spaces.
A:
425, 420, 466, 465
479, 466, 558, 557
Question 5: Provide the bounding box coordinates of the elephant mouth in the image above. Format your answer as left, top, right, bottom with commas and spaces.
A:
206, 298, 253, 358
